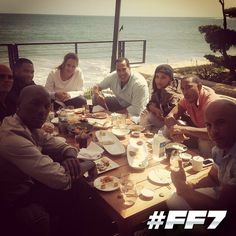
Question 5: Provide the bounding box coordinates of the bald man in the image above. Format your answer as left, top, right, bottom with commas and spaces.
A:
0, 85, 95, 236
0, 64, 13, 122
168, 99, 236, 208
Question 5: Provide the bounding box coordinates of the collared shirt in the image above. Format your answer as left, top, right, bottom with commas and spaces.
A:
0, 115, 77, 205
98, 71, 149, 116
212, 142, 236, 185
179, 87, 218, 128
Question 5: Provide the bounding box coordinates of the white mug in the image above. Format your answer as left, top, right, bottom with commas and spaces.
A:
191, 156, 204, 172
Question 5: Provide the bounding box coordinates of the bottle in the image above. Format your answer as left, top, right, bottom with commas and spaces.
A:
152, 129, 167, 161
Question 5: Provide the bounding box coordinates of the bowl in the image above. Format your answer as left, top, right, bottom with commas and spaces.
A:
144, 132, 154, 138
131, 131, 141, 138
128, 124, 145, 132
141, 188, 154, 199
179, 152, 192, 162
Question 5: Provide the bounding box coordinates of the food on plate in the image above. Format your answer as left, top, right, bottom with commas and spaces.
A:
129, 150, 137, 157
92, 112, 107, 119
99, 140, 115, 145
131, 131, 140, 138
144, 132, 154, 138
165, 143, 187, 152
74, 107, 85, 114
129, 124, 144, 132
99, 130, 106, 136
96, 158, 110, 171
99, 176, 119, 189
137, 140, 144, 146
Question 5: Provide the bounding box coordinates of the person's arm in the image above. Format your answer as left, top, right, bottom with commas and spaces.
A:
127, 83, 149, 116
45, 71, 56, 98
165, 103, 186, 127
45, 70, 70, 101
67, 68, 85, 97
170, 124, 209, 140
188, 165, 219, 189
171, 160, 219, 209
40, 130, 78, 162
92, 75, 112, 109
0, 134, 72, 190
77, 67, 84, 91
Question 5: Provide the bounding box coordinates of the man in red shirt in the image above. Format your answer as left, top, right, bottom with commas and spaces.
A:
165, 75, 219, 157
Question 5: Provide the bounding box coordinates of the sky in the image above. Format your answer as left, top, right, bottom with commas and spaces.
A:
0, 0, 235, 17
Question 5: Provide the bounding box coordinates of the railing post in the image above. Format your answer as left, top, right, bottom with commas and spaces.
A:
75, 43, 78, 54
7, 44, 19, 70
142, 40, 146, 63
118, 41, 125, 58
110, 0, 121, 72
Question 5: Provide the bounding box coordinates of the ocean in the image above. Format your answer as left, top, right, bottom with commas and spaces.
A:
0, 14, 235, 88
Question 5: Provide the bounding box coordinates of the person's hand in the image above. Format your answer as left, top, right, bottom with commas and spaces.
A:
96, 93, 106, 106
149, 104, 162, 118
171, 134, 188, 143
171, 159, 188, 195
62, 158, 81, 181
169, 125, 184, 136
42, 122, 54, 134
169, 125, 189, 142
55, 92, 71, 102
165, 115, 177, 127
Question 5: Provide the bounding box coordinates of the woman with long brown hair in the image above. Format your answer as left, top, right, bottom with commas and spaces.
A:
45, 52, 86, 109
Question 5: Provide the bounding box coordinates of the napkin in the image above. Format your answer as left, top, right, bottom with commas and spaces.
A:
92, 105, 105, 113
130, 116, 140, 124
78, 141, 104, 160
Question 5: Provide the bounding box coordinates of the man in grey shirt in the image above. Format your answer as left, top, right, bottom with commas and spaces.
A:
0, 85, 95, 236
93, 57, 149, 116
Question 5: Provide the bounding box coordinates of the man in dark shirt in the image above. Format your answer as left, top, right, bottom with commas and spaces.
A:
0, 64, 14, 122
6, 58, 35, 115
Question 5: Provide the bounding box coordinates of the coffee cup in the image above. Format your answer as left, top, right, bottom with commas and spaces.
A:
190, 156, 204, 172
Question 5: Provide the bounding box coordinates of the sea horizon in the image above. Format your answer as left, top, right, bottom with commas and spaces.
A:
0, 14, 235, 87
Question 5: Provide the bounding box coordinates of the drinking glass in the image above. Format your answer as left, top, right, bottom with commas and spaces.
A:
169, 150, 180, 171
119, 175, 137, 206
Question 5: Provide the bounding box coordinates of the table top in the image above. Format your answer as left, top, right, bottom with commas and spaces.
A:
58, 113, 213, 234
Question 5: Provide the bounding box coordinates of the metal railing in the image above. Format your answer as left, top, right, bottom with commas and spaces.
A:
0, 39, 146, 71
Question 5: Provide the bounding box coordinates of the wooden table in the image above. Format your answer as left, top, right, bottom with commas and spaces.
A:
63, 121, 212, 236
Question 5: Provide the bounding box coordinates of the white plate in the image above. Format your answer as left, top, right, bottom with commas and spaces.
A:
141, 188, 154, 198
127, 144, 148, 169
87, 118, 112, 129
165, 142, 187, 152
128, 124, 145, 132
91, 112, 108, 119
95, 131, 125, 155
94, 176, 119, 191
112, 128, 130, 137
95, 157, 120, 174
179, 152, 192, 161
51, 117, 59, 124
148, 169, 171, 185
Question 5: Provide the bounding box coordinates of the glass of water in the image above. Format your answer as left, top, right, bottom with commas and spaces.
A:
169, 150, 180, 171
119, 174, 137, 206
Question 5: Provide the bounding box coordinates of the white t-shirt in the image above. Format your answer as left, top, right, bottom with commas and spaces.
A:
98, 71, 149, 116
45, 68, 84, 98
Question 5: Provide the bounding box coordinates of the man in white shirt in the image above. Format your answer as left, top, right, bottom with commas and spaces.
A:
92, 57, 149, 116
